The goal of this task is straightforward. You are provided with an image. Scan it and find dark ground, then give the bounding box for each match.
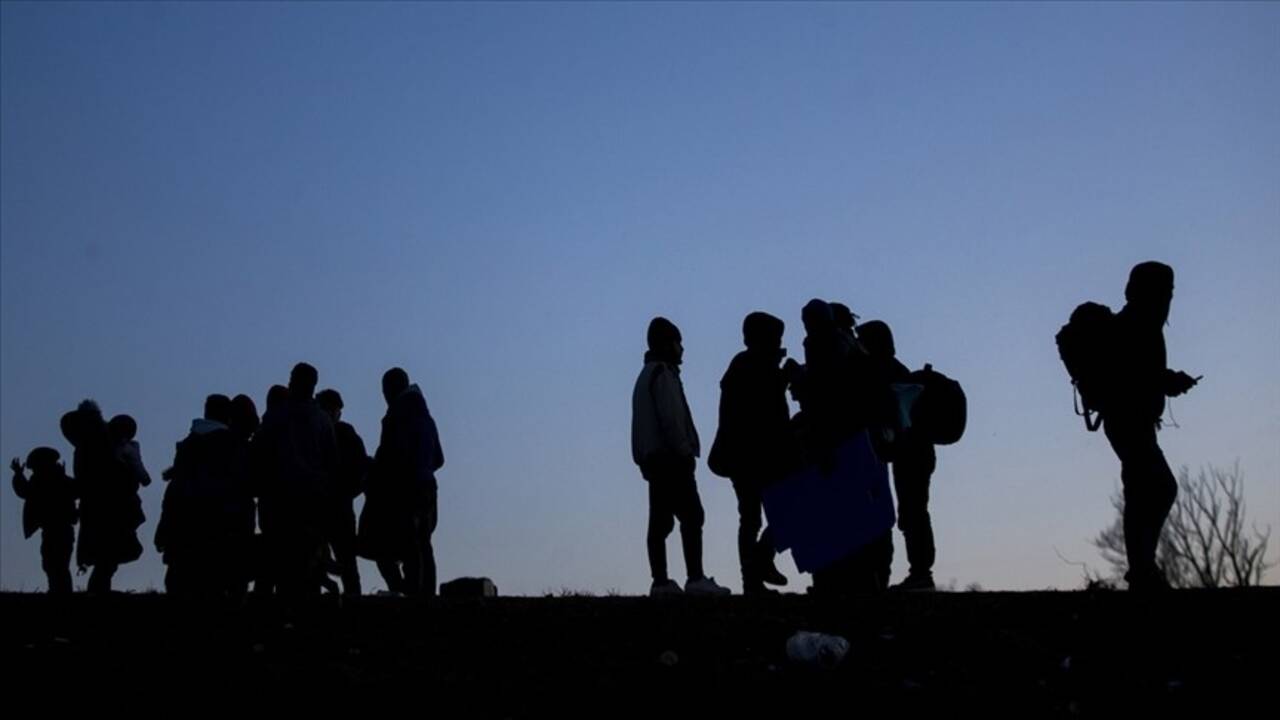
[3,588,1275,715]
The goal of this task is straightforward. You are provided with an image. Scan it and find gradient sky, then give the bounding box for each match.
[2,2,1277,594]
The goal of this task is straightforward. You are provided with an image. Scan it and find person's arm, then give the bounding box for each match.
[347,428,371,498]
[320,415,340,489]
[154,481,177,553]
[125,444,152,488]
[1163,369,1201,397]
[652,368,696,458]
[426,413,444,474]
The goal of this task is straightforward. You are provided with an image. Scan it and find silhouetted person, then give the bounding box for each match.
[11,448,78,594]
[108,415,152,492]
[830,302,862,359]
[231,394,261,439]
[861,319,938,591]
[226,394,260,594]
[791,301,893,595]
[1103,262,1199,591]
[317,388,369,596]
[632,317,729,597]
[711,312,792,595]
[265,384,290,415]
[787,300,858,468]
[250,386,289,596]
[156,394,240,596]
[63,400,143,593]
[363,367,444,597]
[255,364,339,596]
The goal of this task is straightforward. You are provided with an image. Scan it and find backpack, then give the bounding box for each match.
[1055,302,1116,431]
[907,364,966,445]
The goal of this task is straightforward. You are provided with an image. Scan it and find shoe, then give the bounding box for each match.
[650,579,683,597]
[890,573,936,592]
[684,576,731,597]
[760,558,789,587]
[743,584,780,597]
[1125,567,1171,593]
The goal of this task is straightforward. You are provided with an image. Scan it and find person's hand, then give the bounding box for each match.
[1169,371,1201,397]
[10,458,22,475]
[783,358,801,374]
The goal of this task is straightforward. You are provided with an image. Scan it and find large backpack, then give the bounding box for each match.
[1055,302,1116,431]
[907,364,966,445]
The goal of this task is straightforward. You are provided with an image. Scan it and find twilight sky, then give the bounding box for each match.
[2,1,1276,593]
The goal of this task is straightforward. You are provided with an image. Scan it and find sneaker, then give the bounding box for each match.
[890,573,936,592]
[684,576,731,597]
[649,579,684,597]
[743,584,780,597]
[1125,567,1171,593]
[760,558,789,587]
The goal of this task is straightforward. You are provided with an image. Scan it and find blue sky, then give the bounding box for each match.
[3,2,1277,593]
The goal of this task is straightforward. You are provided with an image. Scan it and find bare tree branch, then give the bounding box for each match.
[1092,462,1274,588]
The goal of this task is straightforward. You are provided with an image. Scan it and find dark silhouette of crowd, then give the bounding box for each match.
[13,363,444,598]
[11,262,1196,597]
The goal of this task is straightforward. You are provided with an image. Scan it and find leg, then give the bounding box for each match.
[893,445,937,579]
[646,472,677,583]
[332,505,361,596]
[1106,418,1177,584]
[88,562,118,593]
[732,477,763,590]
[42,530,74,595]
[669,469,706,581]
[404,487,438,597]
[376,560,404,594]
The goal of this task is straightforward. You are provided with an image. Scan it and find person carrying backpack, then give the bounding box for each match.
[860,320,939,592]
[1058,262,1200,591]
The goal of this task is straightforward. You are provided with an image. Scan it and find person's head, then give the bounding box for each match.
[204,394,232,425]
[77,399,105,427]
[288,362,319,399]
[1125,261,1174,324]
[263,384,289,412]
[266,385,289,414]
[382,367,410,405]
[742,312,784,352]
[316,388,343,423]
[108,414,137,443]
[858,320,896,359]
[646,316,683,364]
[801,299,835,336]
[62,400,105,447]
[830,303,858,333]
[60,411,83,446]
[231,394,260,437]
[25,446,61,473]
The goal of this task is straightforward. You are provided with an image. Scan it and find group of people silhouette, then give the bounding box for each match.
[633,300,945,597]
[12,364,444,598]
[634,260,1196,596]
[12,262,1196,596]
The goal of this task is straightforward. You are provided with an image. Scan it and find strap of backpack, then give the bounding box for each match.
[1072,384,1102,432]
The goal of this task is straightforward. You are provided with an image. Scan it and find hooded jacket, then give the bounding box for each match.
[711,347,791,478]
[631,352,700,467]
[373,384,444,497]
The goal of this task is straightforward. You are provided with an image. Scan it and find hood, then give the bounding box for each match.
[190,418,229,435]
